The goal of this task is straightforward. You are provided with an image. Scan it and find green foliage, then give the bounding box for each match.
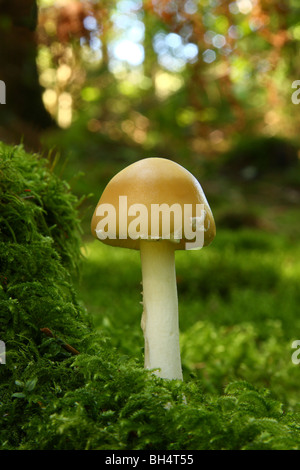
[1,142,300,450]
[181,320,300,407]
[80,229,300,410]
[0,142,90,447]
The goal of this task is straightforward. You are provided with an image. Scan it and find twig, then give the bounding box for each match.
[40,328,80,355]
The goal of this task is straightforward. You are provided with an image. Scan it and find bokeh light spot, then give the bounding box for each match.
[203,49,216,64]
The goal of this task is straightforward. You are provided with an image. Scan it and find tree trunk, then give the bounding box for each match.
[0,0,53,149]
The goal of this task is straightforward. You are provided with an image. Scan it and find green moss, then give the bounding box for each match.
[1,142,300,450]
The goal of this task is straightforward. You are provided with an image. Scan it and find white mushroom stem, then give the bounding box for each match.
[140,239,183,380]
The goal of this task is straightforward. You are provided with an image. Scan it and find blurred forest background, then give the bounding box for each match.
[1,0,300,208]
[1,0,300,409]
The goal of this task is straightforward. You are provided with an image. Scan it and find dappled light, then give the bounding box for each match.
[34,0,300,170]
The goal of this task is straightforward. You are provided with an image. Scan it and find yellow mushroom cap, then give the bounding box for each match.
[91,157,216,250]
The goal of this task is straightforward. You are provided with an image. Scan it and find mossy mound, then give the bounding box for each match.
[1,143,300,450]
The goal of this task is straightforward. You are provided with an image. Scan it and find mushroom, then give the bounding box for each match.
[91,157,216,380]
